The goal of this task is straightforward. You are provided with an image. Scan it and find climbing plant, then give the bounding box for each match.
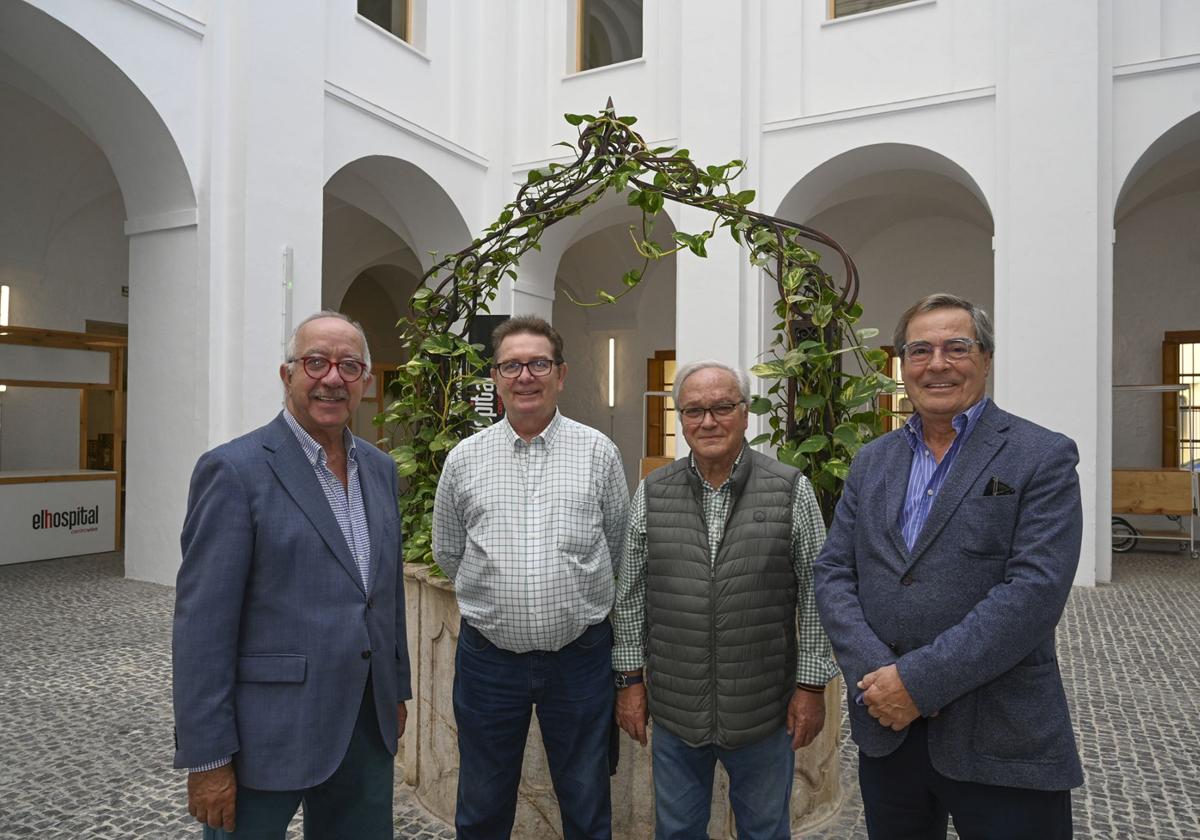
[376,104,895,567]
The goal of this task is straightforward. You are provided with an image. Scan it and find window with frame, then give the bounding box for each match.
[879,346,913,432]
[829,0,918,19]
[358,0,411,42]
[576,0,643,72]
[1163,331,1200,468]
[646,350,676,458]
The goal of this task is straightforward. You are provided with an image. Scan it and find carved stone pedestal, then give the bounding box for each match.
[398,564,843,838]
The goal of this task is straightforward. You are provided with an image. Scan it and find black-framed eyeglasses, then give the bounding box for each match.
[679,400,746,423]
[900,338,982,364]
[493,358,561,379]
[289,355,368,382]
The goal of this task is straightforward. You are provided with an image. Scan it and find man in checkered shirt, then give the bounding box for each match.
[612,360,837,840]
[433,315,629,840]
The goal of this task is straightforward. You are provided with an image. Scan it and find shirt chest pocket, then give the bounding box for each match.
[556,494,603,556]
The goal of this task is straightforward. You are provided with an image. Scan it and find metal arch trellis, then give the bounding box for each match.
[380,102,893,566]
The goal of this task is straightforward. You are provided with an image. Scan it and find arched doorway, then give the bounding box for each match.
[0,1,197,583]
[775,143,994,430]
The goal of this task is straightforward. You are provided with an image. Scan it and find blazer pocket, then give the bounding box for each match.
[236,654,307,683]
[972,661,1073,763]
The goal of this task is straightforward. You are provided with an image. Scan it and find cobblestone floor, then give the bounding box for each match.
[0,549,1196,838]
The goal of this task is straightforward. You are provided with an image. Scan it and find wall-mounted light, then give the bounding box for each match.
[607,337,615,408]
[0,284,9,393]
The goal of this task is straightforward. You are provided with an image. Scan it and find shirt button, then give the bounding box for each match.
[901,574,914,586]
[361,650,372,659]
[927,489,934,496]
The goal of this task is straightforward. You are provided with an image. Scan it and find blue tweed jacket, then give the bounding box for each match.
[172,412,412,790]
[814,401,1083,790]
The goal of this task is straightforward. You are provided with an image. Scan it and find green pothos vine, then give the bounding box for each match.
[377,104,895,568]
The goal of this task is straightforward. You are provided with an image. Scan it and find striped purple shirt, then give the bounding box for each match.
[899,397,990,550]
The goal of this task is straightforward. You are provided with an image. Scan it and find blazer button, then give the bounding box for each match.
[361,650,372,659]
[901,573,914,586]
[366,597,374,609]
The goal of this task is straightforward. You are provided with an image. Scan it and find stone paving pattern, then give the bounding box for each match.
[0,548,1196,838]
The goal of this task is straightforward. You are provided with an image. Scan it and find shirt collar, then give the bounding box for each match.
[501,409,563,449]
[688,443,746,491]
[282,409,357,467]
[902,396,989,453]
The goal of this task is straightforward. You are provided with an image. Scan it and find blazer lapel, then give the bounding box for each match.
[883,433,915,563]
[907,404,1009,565]
[264,414,366,594]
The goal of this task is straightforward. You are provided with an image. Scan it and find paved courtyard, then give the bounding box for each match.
[0,548,1196,838]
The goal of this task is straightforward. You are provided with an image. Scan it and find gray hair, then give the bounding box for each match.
[673,360,751,405]
[893,293,994,357]
[284,310,372,370]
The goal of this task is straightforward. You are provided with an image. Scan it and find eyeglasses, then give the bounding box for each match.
[289,355,367,382]
[679,400,746,424]
[493,358,560,379]
[900,338,982,364]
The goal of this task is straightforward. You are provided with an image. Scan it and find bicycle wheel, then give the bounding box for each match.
[1111,517,1138,553]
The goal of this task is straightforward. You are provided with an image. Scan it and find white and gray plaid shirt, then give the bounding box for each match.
[433,411,629,653]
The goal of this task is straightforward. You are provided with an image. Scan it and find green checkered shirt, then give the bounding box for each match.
[612,452,838,686]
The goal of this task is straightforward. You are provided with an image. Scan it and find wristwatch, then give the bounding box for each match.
[614,671,644,689]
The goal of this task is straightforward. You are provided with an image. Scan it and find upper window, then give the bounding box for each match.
[829,0,917,19]
[577,0,643,72]
[359,0,411,42]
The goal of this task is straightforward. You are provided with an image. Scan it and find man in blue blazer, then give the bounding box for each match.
[814,294,1082,839]
[173,311,412,838]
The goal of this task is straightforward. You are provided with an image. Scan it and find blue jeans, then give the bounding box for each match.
[651,724,795,840]
[453,619,614,840]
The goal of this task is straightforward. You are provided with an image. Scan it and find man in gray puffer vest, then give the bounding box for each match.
[612,360,838,840]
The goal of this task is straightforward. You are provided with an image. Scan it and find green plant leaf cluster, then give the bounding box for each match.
[375,105,893,568]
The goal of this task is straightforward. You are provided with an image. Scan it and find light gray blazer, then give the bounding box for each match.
[814,402,1083,790]
[172,412,412,790]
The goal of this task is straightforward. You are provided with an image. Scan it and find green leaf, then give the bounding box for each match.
[832,423,860,449]
[732,189,756,206]
[597,290,617,304]
[795,434,829,454]
[564,113,585,126]
[794,393,826,410]
[748,396,773,414]
[617,115,638,125]
[812,303,833,328]
[749,361,787,378]
[749,433,772,446]
[526,168,543,185]
[621,269,642,288]
[822,459,851,481]
[855,327,879,341]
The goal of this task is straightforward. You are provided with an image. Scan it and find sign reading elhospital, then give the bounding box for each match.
[1,472,116,565]
[31,505,102,531]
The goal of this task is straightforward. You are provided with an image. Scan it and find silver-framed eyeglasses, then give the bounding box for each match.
[679,400,746,423]
[493,358,560,379]
[289,355,367,382]
[900,338,982,364]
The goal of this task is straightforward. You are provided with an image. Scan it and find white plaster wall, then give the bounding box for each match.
[762,0,994,123]
[553,225,677,489]
[0,85,128,473]
[1113,191,1200,468]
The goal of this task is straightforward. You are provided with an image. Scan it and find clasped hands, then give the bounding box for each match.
[857,663,925,731]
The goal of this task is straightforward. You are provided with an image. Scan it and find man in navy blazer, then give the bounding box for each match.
[814,294,1082,839]
[173,311,412,838]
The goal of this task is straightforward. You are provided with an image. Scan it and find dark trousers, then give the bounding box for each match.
[858,718,1073,840]
[202,672,393,839]
[453,619,614,840]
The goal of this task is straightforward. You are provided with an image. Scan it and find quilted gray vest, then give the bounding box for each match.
[643,447,799,749]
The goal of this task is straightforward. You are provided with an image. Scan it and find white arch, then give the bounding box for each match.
[0,1,197,221]
[1115,109,1200,222]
